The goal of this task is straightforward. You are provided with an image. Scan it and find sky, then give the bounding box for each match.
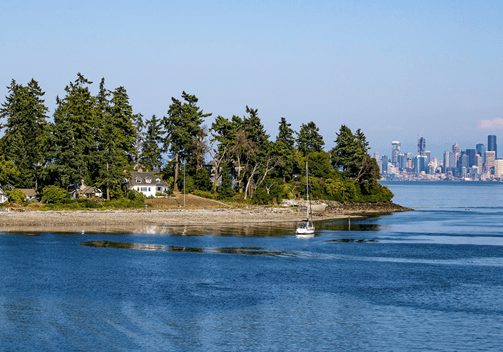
[1,0,503,160]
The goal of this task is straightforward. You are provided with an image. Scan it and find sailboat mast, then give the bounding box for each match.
[306,159,309,220]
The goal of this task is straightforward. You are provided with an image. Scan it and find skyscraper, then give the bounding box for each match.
[443,151,453,173]
[382,155,389,173]
[418,137,426,156]
[466,149,477,167]
[391,141,401,166]
[476,143,486,165]
[485,151,496,173]
[488,135,497,159]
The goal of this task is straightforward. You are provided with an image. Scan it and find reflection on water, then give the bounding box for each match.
[81,240,299,257]
[0,232,41,236]
[326,239,378,243]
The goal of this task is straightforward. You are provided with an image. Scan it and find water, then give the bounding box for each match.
[2,182,503,351]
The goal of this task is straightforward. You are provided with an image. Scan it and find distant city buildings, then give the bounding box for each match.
[488,135,497,159]
[374,134,503,181]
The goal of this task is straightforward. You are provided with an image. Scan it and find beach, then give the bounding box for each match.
[0,201,411,233]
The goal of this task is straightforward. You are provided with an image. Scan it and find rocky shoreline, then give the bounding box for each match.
[0,201,412,233]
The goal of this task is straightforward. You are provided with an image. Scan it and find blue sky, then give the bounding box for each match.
[1,0,503,159]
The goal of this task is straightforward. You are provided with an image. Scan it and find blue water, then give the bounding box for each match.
[2,182,503,351]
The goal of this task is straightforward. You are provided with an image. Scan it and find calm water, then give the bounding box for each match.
[2,182,503,351]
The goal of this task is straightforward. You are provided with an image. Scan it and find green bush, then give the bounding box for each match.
[252,188,273,205]
[127,189,145,202]
[217,164,234,200]
[6,189,25,204]
[177,175,195,193]
[76,198,102,209]
[193,168,211,191]
[41,185,70,204]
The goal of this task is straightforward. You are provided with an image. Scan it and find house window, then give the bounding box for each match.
[141,187,148,192]
[136,178,142,183]
[146,178,151,183]
[156,179,160,183]
[157,187,161,191]
[148,187,151,192]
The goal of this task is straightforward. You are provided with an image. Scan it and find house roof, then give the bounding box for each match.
[81,186,101,195]
[17,188,38,197]
[130,172,169,187]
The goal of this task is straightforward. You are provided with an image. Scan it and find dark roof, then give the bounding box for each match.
[130,172,169,187]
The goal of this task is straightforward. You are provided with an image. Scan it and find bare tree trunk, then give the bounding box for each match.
[244,163,260,200]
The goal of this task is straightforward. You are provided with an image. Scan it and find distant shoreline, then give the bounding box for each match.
[0,202,411,233]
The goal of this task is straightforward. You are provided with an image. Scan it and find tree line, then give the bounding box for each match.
[0,73,392,203]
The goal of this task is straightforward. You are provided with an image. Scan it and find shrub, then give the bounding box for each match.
[76,198,102,209]
[193,168,211,191]
[252,188,273,205]
[6,189,25,204]
[217,164,234,200]
[41,185,70,204]
[127,189,145,202]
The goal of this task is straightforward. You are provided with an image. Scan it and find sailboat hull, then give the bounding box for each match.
[296,225,315,234]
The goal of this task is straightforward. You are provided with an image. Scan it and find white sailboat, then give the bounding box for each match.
[296,158,315,236]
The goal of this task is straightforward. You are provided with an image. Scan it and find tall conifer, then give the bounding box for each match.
[0,79,51,188]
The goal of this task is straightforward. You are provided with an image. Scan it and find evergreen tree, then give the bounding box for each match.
[51,73,96,188]
[110,86,137,158]
[95,84,137,199]
[162,92,211,191]
[297,121,325,155]
[217,163,234,199]
[331,125,368,178]
[140,114,164,171]
[275,117,296,181]
[0,79,51,189]
[0,155,19,184]
[133,113,145,166]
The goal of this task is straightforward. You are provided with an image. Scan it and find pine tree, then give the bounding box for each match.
[162,92,211,191]
[275,117,296,181]
[95,83,138,199]
[52,73,96,188]
[141,114,164,171]
[297,121,325,155]
[331,125,368,178]
[0,79,51,188]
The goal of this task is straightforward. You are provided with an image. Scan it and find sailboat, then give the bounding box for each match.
[296,158,315,236]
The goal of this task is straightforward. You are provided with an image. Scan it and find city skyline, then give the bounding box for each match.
[375,133,503,167]
[377,134,503,180]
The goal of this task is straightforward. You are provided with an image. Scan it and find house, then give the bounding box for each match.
[128,172,169,197]
[0,188,7,203]
[17,188,40,201]
[68,181,102,199]
[79,185,103,198]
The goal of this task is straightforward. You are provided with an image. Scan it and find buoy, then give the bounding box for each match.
[81,230,85,235]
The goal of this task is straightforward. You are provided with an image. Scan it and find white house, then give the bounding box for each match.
[128,172,169,197]
[0,188,7,203]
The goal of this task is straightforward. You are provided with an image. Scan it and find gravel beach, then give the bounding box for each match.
[0,201,411,233]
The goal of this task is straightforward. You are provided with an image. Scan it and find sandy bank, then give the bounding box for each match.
[0,201,411,233]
